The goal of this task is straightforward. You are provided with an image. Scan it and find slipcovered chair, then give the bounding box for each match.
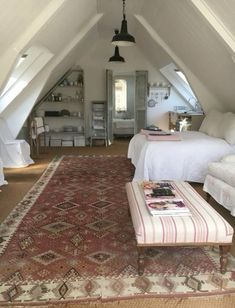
[0,117,34,168]
[0,157,7,186]
[30,117,49,156]
[203,154,235,216]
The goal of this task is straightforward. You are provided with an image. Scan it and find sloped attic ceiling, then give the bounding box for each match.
[0,0,61,90]
[0,0,102,138]
[138,0,235,112]
[0,0,51,56]
[0,0,100,93]
[40,0,235,113]
[92,0,235,113]
[1,0,235,133]
[199,0,235,38]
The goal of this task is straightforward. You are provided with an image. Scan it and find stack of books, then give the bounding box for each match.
[141,181,191,216]
[145,125,162,131]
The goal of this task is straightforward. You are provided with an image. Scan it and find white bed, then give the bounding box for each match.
[128,131,235,183]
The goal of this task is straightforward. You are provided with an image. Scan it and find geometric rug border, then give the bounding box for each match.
[0,155,63,256]
[1,271,235,304]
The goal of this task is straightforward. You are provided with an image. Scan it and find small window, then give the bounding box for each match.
[175,69,189,85]
[115,79,127,112]
[0,46,53,113]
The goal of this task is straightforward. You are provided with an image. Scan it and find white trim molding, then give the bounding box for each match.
[190,0,235,53]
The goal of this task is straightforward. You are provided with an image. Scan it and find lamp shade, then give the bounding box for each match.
[111,0,136,46]
[109,46,125,63]
[112,18,135,46]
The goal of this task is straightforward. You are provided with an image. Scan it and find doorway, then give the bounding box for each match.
[106,70,148,144]
[112,74,135,139]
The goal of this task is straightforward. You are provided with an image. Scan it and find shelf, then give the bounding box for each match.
[35,68,85,147]
[45,116,84,119]
[90,101,107,147]
[91,136,106,139]
[45,100,83,104]
[48,131,84,135]
[59,85,83,88]
[93,117,104,120]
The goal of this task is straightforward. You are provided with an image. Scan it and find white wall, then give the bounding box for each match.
[146,89,188,131]
[81,65,106,137]
[79,38,187,131]
[147,69,190,130]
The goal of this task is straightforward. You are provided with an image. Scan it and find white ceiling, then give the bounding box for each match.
[96,0,145,42]
[0,0,53,56]
[205,0,235,34]
[1,0,235,123]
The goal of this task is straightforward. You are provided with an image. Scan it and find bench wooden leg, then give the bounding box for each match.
[137,247,145,276]
[219,245,230,274]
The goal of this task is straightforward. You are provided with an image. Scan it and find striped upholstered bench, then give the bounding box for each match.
[126,181,234,275]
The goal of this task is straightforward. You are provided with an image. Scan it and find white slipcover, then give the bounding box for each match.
[0,118,34,168]
[0,157,7,186]
[203,155,235,216]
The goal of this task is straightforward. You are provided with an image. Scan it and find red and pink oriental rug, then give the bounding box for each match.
[0,155,235,305]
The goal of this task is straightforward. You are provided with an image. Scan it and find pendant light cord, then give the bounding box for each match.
[123,0,126,20]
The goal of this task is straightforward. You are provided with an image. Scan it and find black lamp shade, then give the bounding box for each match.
[109,46,125,63]
[112,19,135,46]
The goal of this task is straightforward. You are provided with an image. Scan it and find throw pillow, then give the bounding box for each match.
[199,109,223,138]
[221,154,235,163]
[223,112,235,145]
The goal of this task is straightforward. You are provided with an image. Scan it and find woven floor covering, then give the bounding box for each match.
[1,155,235,306]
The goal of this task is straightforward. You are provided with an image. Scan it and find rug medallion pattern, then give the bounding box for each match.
[0,155,235,304]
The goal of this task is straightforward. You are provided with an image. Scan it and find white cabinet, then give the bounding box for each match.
[36,69,85,146]
[90,101,107,146]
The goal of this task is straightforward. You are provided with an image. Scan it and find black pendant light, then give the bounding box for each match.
[112,0,136,46]
[109,45,125,63]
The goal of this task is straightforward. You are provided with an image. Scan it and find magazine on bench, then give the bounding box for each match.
[141,181,191,216]
[146,200,191,216]
[142,182,183,202]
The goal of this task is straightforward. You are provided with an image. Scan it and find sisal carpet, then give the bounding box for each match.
[0,155,235,306]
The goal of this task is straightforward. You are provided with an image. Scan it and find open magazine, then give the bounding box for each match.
[141,181,191,216]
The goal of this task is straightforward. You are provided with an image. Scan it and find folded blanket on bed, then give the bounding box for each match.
[141,129,182,141]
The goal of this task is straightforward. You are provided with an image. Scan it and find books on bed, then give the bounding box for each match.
[142,128,170,136]
[140,129,182,141]
[145,125,162,131]
[141,181,191,216]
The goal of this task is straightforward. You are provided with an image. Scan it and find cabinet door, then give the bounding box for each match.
[135,70,148,133]
[106,69,113,144]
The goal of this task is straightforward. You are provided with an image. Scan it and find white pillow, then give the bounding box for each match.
[221,154,235,163]
[223,112,235,145]
[199,110,223,138]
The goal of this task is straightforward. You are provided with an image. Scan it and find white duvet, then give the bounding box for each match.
[128,131,235,183]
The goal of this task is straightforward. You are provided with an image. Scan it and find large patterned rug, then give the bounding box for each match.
[0,155,235,306]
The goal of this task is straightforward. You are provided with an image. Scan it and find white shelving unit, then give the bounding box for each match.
[36,69,85,147]
[90,101,107,146]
